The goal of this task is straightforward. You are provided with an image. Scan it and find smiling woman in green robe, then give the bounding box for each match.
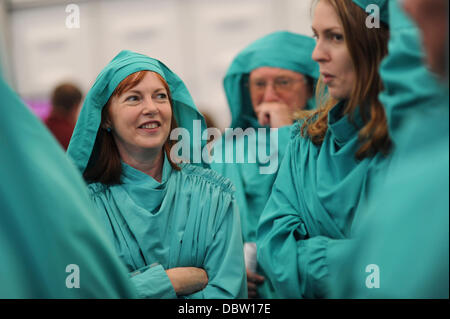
[67,50,247,299]
[256,0,392,298]
[210,31,319,298]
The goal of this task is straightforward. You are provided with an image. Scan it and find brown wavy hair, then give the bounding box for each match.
[83,71,180,185]
[299,0,391,160]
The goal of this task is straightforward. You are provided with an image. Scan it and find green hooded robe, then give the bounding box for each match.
[67,50,247,299]
[210,31,319,298]
[256,3,391,298]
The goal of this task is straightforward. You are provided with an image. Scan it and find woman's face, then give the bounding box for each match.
[311,0,356,100]
[106,72,172,161]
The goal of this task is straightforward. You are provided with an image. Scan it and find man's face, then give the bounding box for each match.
[248,67,312,127]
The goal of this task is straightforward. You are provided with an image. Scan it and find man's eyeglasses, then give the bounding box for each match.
[247,77,305,94]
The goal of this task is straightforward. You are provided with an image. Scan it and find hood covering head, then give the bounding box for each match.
[68,50,207,174]
[224,31,319,129]
[352,0,389,25]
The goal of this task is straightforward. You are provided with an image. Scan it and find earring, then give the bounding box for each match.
[107,127,112,133]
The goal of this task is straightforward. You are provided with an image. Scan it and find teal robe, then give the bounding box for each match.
[0,75,136,298]
[211,31,319,298]
[89,156,246,298]
[328,0,449,298]
[256,2,394,299]
[256,102,387,298]
[68,50,247,299]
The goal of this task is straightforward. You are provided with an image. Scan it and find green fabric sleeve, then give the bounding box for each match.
[257,137,305,298]
[257,136,342,298]
[130,263,177,299]
[183,200,248,299]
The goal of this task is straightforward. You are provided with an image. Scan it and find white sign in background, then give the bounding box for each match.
[8,0,313,130]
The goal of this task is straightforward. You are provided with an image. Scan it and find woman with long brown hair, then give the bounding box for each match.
[257,0,391,298]
[330,0,449,298]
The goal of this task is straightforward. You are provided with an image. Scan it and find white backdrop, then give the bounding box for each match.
[7,0,314,129]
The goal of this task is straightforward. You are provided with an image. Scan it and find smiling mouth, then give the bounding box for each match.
[139,122,161,129]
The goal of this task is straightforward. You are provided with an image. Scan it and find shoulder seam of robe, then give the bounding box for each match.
[87,182,108,197]
[180,163,236,195]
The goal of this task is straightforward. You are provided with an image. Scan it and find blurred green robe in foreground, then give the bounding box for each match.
[68,50,247,299]
[211,31,319,298]
[0,75,136,298]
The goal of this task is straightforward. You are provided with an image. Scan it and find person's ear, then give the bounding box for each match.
[101,119,112,131]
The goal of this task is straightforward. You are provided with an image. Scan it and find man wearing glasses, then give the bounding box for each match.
[211,31,319,298]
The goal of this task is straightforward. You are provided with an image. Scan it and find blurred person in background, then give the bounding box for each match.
[45,82,82,150]
[211,31,319,298]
